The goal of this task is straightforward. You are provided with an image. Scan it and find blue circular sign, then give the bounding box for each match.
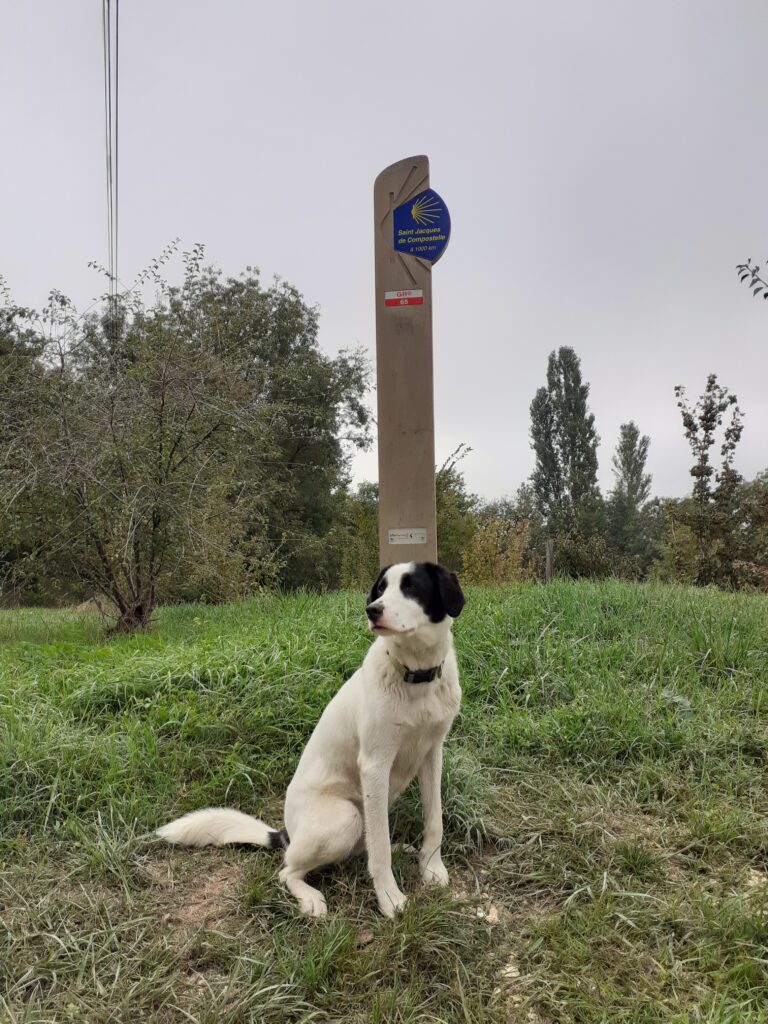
[392,188,450,264]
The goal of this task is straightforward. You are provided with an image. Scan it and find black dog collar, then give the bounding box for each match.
[387,651,444,684]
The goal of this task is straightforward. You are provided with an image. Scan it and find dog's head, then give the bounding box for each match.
[365,562,465,637]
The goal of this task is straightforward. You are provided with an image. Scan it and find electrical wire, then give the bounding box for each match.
[114,0,119,297]
[101,0,113,298]
[101,0,119,308]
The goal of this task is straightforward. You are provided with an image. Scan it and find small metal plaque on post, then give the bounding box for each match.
[388,528,428,546]
[374,156,450,567]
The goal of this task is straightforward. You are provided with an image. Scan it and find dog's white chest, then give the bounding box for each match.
[386,683,458,802]
[390,670,458,723]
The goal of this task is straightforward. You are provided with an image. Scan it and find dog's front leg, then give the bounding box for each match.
[418,742,449,886]
[360,758,407,917]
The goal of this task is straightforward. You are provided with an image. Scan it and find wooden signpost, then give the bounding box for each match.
[373,156,450,568]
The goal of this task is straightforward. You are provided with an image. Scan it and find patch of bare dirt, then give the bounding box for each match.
[141,850,249,932]
[140,857,175,891]
[742,867,768,896]
[590,806,676,846]
[450,859,560,932]
[450,864,510,924]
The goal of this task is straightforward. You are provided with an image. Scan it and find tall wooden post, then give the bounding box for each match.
[373,156,450,568]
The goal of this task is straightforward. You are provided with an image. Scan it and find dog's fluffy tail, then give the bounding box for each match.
[156,808,289,850]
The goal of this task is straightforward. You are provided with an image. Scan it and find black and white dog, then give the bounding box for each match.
[157,562,464,918]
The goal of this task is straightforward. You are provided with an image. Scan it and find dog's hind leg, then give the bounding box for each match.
[278,867,329,918]
[279,798,363,917]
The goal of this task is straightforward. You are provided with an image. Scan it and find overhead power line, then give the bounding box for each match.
[101,0,119,306]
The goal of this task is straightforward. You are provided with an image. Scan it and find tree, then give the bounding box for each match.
[462,517,530,585]
[0,252,370,625]
[0,303,51,601]
[530,347,601,536]
[733,471,768,589]
[1,294,276,628]
[435,444,478,573]
[161,262,370,590]
[530,387,561,529]
[736,258,768,302]
[339,482,380,589]
[666,374,744,586]
[611,422,651,508]
[472,483,543,578]
[606,422,656,570]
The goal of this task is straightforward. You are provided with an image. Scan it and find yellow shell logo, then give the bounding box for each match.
[410,194,442,226]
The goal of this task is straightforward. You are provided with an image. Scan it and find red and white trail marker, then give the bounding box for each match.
[384,289,424,307]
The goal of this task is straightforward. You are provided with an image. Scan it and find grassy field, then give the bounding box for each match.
[2,581,768,1023]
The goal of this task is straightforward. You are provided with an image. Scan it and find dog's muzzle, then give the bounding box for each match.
[366,603,384,624]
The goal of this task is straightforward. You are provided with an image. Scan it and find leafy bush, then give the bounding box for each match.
[462,517,531,585]
[552,532,616,580]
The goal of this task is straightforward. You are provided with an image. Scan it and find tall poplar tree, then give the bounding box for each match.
[607,421,653,560]
[530,347,600,535]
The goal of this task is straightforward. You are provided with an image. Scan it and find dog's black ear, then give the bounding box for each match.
[428,563,465,619]
[367,565,391,607]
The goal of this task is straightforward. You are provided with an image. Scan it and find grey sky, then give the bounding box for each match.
[3,1,767,501]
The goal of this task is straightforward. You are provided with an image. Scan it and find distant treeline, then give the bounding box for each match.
[1,250,766,631]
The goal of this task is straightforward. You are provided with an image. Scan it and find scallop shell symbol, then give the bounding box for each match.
[392,187,451,264]
[410,194,442,225]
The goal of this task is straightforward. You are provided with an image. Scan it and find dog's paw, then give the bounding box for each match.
[421,860,449,887]
[377,886,408,918]
[298,891,328,918]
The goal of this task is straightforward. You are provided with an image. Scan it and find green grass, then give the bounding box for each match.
[2,580,768,1022]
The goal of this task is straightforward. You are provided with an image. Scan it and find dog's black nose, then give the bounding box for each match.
[366,603,383,622]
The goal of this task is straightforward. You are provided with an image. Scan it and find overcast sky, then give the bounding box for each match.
[3,1,767,500]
